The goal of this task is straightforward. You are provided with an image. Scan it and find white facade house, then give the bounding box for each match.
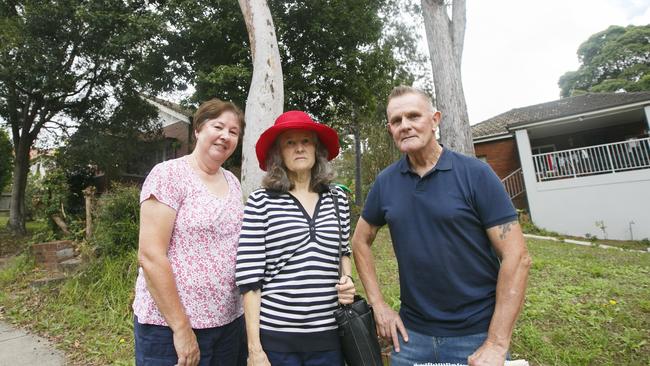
[473,92,650,240]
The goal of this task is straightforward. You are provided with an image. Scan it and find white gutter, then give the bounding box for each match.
[473,133,513,143]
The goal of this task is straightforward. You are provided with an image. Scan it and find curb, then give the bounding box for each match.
[523,234,649,254]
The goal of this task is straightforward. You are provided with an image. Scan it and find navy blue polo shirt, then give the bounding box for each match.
[362,148,517,336]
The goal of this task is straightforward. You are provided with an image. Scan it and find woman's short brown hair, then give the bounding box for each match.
[193,99,245,139]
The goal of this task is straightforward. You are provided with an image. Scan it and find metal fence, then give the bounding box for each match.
[532,137,650,181]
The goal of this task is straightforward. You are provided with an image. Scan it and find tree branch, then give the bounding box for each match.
[238,0,256,58]
[8,85,21,154]
[451,0,466,67]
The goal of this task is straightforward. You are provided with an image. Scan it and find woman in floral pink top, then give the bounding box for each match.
[133,99,246,366]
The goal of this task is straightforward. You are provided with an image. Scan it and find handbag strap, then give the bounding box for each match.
[330,185,343,279]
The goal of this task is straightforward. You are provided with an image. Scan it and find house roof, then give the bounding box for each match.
[471,92,650,140]
[144,96,193,117]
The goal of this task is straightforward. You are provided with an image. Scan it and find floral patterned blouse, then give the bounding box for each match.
[132,157,244,329]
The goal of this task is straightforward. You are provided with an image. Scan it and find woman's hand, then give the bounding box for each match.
[173,324,200,366]
[247,347,271,366]
[336,275,356,304]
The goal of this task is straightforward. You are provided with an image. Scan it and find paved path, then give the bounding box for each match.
[0,320,65,366]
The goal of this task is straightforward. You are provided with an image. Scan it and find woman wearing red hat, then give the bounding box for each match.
[235,111,356,366]
[134,99,247,366]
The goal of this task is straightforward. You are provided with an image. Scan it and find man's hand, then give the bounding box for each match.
[467,340,508,366]
[335,275,356,304]
[173,325,200,366]
[372,301,408,352]
[247,347,271,366]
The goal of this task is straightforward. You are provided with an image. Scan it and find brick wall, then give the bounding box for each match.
[32,240,74,271]
[163,121,191,156]
[474,137,520,179]
[474,137,528,210]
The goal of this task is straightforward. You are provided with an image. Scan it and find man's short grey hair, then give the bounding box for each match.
[387,85,436,111]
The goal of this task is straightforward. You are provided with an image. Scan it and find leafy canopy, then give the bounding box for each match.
[559,25,650,97]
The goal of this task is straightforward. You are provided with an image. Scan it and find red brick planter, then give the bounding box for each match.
[31,240,75,271]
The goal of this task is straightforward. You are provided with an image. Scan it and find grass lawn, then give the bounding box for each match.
[0,215,49,256]
[0,224,648,365]
[356,229,650,366]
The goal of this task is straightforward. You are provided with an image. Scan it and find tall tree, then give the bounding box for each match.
[421,0,474,156]
[166,1,423,201]
[559,25,650,97]
[0,0,172,235]
[238,0,284,197]
[270,0,421,204]
[0,128,12,194]
[158,0,251,108]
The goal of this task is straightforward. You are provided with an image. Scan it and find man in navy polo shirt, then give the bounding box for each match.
[352,85,531,366]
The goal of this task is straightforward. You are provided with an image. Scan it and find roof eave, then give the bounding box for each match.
[473,132,513,143]
[508,99,650,131]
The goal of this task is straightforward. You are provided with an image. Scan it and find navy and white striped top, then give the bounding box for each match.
[235,187,351,352]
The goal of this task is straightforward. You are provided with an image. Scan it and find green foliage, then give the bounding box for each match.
[58,93,166,181]
[168,0,425,172]
[334,110,401,204]
[36,165,68,224]
[92,184,140,256]
[24,155,93,237]
[0,253,33,286]
[0,129,11,193]
[0,0,177,233]
[559,25,650,97]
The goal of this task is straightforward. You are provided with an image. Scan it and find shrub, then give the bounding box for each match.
[93,184,140,256]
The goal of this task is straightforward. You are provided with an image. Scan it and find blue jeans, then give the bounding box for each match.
[134,315,246,366]
[391,328,493,365]
[265,350,344,366]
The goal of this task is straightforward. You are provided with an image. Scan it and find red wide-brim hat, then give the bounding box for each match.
[255,110,340,171]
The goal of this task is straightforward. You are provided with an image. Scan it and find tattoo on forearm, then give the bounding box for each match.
[498,221,516,240]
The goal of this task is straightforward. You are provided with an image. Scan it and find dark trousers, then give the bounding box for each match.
[265,350,344,366]
[134,315,247,366]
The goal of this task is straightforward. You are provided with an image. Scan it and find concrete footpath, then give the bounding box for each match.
[0,320,65,365]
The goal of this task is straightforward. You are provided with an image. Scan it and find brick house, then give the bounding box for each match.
[471,92,650,240]
[144,97,193,161]
[93,97,193,190]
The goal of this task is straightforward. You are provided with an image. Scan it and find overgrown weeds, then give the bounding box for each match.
[0,250,138,365]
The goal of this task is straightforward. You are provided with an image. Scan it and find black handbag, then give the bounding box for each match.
[330,187,383,366]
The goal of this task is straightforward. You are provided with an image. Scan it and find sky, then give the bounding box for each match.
[457,0,650,124]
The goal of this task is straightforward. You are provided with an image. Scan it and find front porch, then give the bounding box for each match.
[532,137,650,181]
[516,129,650,240]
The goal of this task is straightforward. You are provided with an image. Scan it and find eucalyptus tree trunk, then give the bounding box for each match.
[238,0,284,197]
[421,0,474,156]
